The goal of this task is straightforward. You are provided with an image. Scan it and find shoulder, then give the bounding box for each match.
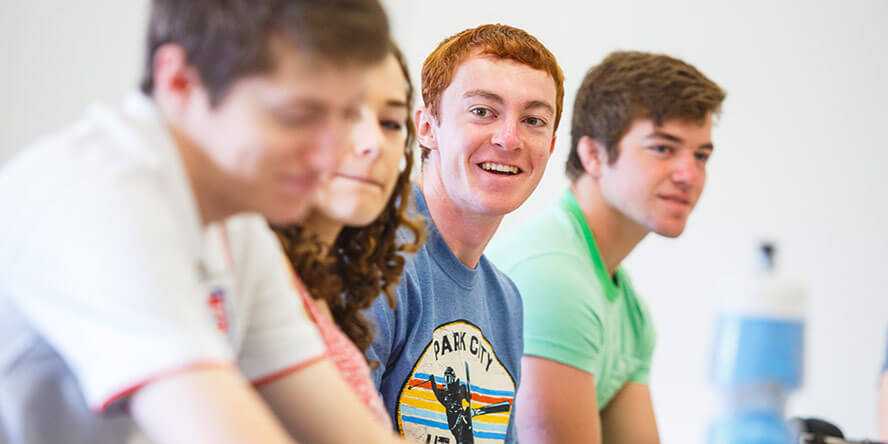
[479,259,522,301]
[1,98,182,229]
[506,250,605,310]
[221,214,280,259]
[488,202,583,272]
[368,254,421,323]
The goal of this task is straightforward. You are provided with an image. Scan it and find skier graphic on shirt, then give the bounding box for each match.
[427,364,511,444]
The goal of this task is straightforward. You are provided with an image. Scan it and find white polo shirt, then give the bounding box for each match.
[0,93,325,443]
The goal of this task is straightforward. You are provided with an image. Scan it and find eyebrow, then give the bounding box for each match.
[463,89,555,116]
[384,99,409,109]
[524,99,555,116]
[463,89,504,104]
[647,130,714,150]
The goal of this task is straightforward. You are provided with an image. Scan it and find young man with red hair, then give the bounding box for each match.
[366,24,564,443]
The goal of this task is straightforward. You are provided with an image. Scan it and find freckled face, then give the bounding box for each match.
[422,55,557,217]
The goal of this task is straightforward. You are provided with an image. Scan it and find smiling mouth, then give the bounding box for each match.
[334,173,383,188]
[478,162,522,176]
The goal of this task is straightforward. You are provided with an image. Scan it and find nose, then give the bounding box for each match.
[671,153,705,190]
[350,108,383,159]
[490,119,521,151]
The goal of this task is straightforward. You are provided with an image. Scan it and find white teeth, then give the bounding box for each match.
[480,162,519,174]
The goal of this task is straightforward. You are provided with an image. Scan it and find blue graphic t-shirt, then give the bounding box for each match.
[366,186,523,444]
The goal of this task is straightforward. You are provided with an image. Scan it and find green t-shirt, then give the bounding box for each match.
[488,189,656,409]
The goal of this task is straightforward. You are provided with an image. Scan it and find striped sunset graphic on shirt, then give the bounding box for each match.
[396,320,516,444]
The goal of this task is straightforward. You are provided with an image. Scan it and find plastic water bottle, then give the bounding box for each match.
[709,242,806,444]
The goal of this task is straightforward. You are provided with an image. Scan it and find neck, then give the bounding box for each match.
[170,123,239,226]
[571,175,648,276]
[300,211,345,246]
[419,169,502,269]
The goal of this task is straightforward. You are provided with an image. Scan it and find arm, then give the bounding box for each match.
[228,220,402,443]
[516,356,602,444]
[258,358,403,444]
[131,367,297,444]
[600,382,659,444]
[517,357,659,444]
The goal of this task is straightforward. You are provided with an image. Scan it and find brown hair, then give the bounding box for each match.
[566,50,726,180]
[140,0,390,106]
[275,42,425,355]
[419,23,564,159]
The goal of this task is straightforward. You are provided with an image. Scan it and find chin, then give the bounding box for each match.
[654,222,688,238]
[326,204,382,228]
[470,190,526,216]
[476,200,522,218]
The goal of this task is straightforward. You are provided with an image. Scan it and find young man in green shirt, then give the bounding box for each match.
[488,51,726,443]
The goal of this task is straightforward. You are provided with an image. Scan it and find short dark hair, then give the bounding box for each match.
[566,51,726,180]
[140,0,390,106]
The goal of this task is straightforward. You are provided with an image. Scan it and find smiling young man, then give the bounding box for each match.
[488,51,726,444]
[365,24,564,443]
[0,1,405,444]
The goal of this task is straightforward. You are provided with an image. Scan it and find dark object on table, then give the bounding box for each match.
[789,416,886,444]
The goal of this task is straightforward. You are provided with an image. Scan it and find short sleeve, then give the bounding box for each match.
[6,173,234,411]
[508,253,605,377]
[365,273,410,389]
[223,216,326,384]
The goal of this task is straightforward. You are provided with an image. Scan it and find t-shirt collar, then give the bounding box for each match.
[560,189,623,300]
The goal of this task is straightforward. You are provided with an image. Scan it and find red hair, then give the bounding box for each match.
[419,23,564,159]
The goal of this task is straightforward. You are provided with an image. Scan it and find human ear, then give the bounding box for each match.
[576,136,607,178]
[414,107,438,151]
[151,44,203,115]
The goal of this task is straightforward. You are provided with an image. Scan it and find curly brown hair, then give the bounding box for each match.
[274,41,425,355]
[566,50,726,180]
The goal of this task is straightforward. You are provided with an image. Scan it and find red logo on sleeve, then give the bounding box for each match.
[208,289,229,333]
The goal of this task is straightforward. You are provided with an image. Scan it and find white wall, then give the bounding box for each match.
[3,1,886,442]
[0,1,146,163]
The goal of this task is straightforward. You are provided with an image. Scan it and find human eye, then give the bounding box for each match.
[695,149,712,162]
[469,106,495,119]
[648,144,674,155]
[523,116,548,128]
[380,118,404,131]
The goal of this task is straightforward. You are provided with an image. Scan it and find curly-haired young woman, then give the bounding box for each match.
[273,42,424,424]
